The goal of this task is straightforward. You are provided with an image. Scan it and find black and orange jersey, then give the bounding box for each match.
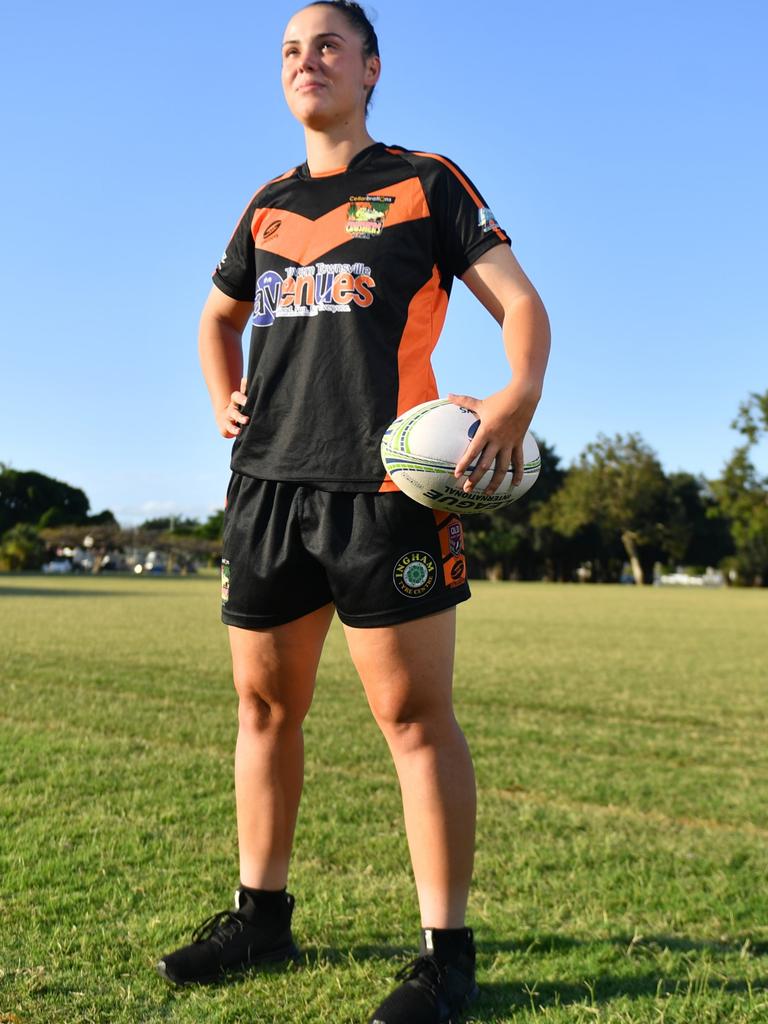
[212,142,510,491]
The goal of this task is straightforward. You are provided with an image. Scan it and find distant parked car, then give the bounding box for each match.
[42,559,72,574]
[99,553,127,572]
[134,551,167,574]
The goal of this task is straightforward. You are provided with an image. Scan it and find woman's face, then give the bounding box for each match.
[281,5,379,131]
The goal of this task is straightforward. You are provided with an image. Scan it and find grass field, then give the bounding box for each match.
[1,574,767,1024]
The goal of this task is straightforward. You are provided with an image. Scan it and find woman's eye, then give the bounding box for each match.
[320,41,335,51]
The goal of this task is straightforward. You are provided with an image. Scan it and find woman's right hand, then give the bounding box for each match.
[216,377,249,438]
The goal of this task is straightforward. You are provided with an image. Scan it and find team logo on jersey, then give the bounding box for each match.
[252,261,376,328]
[477,207,500,234]
[346,195,395,238]
[263,219,281,240]
[393,551,437,599]
[221,559,230,603]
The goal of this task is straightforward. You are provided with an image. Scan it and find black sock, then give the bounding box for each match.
[420,926,474,963]
[238,884,288,914]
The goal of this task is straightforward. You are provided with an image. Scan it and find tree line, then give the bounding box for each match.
[1,391,766,584]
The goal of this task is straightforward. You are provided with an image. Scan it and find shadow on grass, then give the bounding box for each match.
[319,933,768,965]
[302,943,410,964]
[477,974,767,1017]
[477,935,768,1020]
[482,933,768,957]
[305,934,768,1020]
[0,585,139,598]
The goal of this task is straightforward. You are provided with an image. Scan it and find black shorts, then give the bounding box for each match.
[220,475,471,629]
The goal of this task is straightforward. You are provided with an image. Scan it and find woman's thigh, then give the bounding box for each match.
[343,608,457,726]
[229,603,335,723]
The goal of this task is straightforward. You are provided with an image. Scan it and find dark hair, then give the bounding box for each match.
[307,1,380,113]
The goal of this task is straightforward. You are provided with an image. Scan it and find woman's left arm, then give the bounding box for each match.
[451,244,551,494]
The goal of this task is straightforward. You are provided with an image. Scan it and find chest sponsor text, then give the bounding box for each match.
[252,262,375,328]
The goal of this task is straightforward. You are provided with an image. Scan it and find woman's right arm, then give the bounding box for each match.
[198,285,254,438]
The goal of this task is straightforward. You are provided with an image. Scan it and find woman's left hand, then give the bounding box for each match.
[448,384,541,494]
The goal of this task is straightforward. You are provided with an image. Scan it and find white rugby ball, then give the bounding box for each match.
[381,399,541,514]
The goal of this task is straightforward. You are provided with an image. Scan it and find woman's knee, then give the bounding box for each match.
[370,693,456,750]
[234,671,311,733]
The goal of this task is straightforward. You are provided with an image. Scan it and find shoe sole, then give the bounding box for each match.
[156,941,301,987]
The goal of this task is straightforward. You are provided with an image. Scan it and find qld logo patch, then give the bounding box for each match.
[346,195,395,238]
[448,520,463,556]
[393,550,436,599]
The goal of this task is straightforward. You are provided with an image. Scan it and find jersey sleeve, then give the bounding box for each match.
[211,196,259,302]
[426,155,511,280]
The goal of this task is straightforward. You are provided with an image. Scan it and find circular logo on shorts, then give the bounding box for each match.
[393,550,437,599]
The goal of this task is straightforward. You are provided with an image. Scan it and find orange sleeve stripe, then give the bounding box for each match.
[388,147,508,244]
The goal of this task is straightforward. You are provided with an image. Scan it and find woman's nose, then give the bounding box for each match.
[297,48,318,72]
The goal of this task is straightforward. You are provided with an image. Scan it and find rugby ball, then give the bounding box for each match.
[381,399,540,514]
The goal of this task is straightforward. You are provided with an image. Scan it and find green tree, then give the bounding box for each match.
[711,390,768,585]
[533,433,667,584]
[712,447,768,585]
[0,466,90,533]
[139,516,201,535]
[87,509,118,527]
[462,439,564,579]
[664,472,733,570]
[196,509,225,540]
[733,390,768,444]
[0,523,46,571]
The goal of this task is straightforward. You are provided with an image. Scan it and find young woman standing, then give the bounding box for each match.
[157,3,550,1021]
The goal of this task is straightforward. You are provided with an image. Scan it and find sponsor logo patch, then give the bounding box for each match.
[346,195,395,238]
[477,207,500,234]
[450,559,466,582]
[252,261,375,328]
[221,559,230,603]
[263,219,281,240]
[393,550,437,599]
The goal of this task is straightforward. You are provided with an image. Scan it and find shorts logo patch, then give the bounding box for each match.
[393,550,436,599]
[450,559,466,582]
[221,559,231,603]
[448,520,463,556]
[346,195,395,238]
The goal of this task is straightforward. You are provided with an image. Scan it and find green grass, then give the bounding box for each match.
[1,574,767,1023]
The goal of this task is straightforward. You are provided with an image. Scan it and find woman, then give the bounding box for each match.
[157,3,550,1022]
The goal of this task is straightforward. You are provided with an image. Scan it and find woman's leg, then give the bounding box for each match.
[343,608,476,928]
[230,603,335,889]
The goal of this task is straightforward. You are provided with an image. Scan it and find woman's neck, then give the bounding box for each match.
[303,124,376,176]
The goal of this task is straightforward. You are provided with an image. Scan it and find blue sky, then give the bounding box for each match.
[1,0,766,523]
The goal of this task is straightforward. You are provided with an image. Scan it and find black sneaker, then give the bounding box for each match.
[369,927,479,1024]
[156,888,299,986]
